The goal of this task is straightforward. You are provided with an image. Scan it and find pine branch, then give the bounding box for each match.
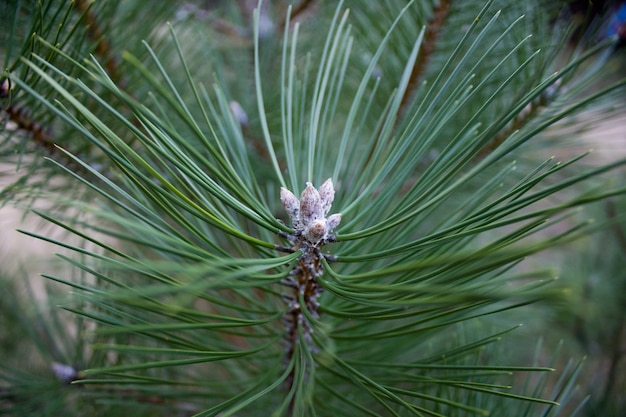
[2,1,626,415]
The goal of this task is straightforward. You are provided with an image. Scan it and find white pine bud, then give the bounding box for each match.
[318,178,335,215]
[327,213,342,231]
[280,179,341,244]
[280,187,300,225]
[299,182,322,224]
[229,100,249,126]
[306,219,327,243]
[51,362,78,383]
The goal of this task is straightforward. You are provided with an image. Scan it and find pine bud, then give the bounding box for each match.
[280,187,300,225]
[306,219,327,243]
[229,100,249,126]
[327,213,342,231]
[0,78,10,98]
[299,182,322,224]
[280,179,341,244]
[318,178,335,215]
[51,362,78,384]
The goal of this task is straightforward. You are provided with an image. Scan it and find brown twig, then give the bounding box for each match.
[2,2,125,157]
[398,0,451,116]
[363,1,451,170]
[279,0,318,32]
[479,106,538,159]
[2,77,59,153]
[3,105,57,153]
[477,78,560,159]
[73,0,125,88]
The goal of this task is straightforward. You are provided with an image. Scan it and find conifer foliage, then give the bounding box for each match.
[1,1,625,416]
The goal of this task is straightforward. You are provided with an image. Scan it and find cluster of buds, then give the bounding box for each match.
[280,178,342,245]
[278,179,341,387]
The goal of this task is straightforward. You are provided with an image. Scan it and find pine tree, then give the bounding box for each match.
[1,1,625,416]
